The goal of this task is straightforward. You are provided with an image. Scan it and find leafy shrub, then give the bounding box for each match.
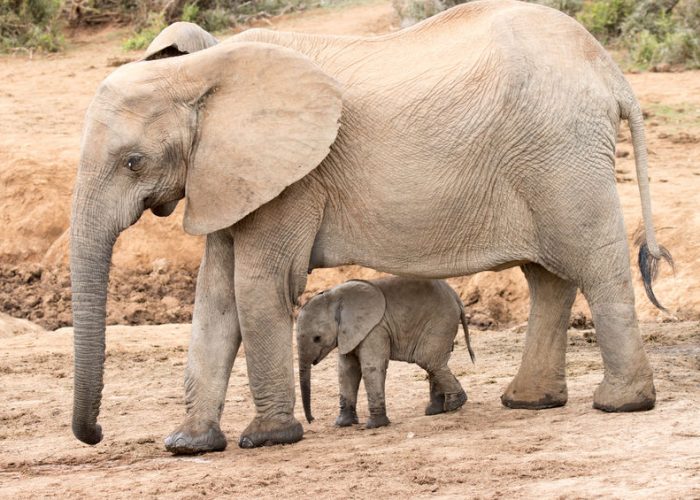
[391,0,699,69]
[186,3,231,33]
[393,0,582,30]
[121,0,312,48]
[621,0,700,69]
[530,0,583,18]
[122,11,166,50]
[575,0,634,42]
[0,0,64,51]
[392,0,445,28]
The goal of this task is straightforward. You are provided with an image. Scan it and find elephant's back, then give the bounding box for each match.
[233,1,620,113]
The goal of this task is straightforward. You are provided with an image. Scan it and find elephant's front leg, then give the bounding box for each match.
[232,198,323,448]
[336,353,361,427]
[501,264,577,409]
[356,334,391,429]
[165,230,240,454]
[235,272,303,448]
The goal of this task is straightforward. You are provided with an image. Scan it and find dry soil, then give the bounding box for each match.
[0,0,698,330]
[0,320,698,497]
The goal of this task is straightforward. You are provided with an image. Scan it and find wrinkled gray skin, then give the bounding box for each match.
[71,0,670,455]
[297,279,476,428]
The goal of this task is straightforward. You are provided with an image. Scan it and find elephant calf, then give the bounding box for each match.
[297,278,475,428]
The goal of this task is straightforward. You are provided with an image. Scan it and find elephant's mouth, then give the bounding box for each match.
[150,198,181,218]
[312,350,326,365]
[312,342,337,365]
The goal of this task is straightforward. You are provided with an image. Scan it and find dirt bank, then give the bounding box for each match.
[0,321,698,497]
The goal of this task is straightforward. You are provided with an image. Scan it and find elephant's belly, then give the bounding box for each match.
[310,188,537,278]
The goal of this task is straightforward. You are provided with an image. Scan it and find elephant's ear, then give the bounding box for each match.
[143,21,218,60]
[335,281,386,355]
[182,42,343,235]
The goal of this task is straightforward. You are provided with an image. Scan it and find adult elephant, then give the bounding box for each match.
[70,0,671,454]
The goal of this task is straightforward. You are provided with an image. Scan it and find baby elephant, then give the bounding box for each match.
[297,278,475,429]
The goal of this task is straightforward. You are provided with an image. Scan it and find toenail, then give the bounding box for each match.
[239,436,254,449]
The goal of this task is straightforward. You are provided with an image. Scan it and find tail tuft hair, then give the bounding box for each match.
[637,240,674,313]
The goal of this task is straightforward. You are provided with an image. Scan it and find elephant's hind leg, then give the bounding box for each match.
[422,358,466,415]
[424,374,446,416]
[165,230,240,454]
[581,262,655,412]
[502,263,576,410]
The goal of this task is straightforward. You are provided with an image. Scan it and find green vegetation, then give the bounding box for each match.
[122,11,165,50]
[0,0,318,53]
[576,0,634,42]
[392,0,700,70]
[620,0,700,69]
[0,0,64,52]
[1,0,699,70]
[122,0,315,51]
[645,102,700,130]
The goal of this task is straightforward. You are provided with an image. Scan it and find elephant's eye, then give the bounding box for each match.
[313,336,321,343]
[126,155,144,172]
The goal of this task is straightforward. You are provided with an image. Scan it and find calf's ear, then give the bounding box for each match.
[334,281,386,355]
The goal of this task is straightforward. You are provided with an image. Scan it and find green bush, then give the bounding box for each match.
[122,11,165,50]
[621,0,700,68]
[0,0,64,52]
[164,0,310,33]
[180,1,199,21]
[530,0,583,18]
[391,0,699,70]
[120,0,314,51]
[575,0,634,42]
[627,27,700,68]
[195,6,231,32]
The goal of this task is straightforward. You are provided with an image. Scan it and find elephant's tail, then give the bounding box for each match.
[624,99,674,312]
[457,300,476,364]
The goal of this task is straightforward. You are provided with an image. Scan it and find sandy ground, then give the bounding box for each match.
[0,0,698,329]
[1,320,698,497]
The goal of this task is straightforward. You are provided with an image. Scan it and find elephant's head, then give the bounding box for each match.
[297,281,386,423]
[70,25,343,445]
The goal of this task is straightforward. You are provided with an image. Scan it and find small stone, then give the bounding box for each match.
[615,149,629,158]
[406,432,415,439]
[151,258,169,274]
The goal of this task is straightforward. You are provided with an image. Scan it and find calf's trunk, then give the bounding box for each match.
[299,364,314,423]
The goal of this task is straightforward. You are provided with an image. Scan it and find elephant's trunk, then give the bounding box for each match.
[69,182,121,445]
[299,363,314,423]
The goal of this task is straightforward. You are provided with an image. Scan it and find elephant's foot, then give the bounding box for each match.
[425,394,446,416]
[238,415,303,449]
[444,390,467,412]
[335,409,359,427]
[164,420,227,455]
[365,414,390,429]
[501,377,567,410]
[593,375,656,412]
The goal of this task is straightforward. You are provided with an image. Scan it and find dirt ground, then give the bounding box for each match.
[1,0,699,497]
[1,320,698,497]
[0,0,698,329]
